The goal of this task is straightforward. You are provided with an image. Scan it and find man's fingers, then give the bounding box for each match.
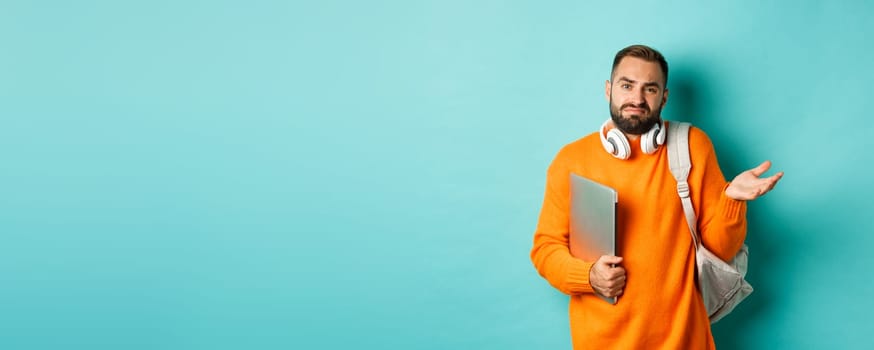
[757,171,784,196]
[771,171,785,184]
[603,268,626,284]
[591,255,626,298]
[601,279,621,289]
[605,286,625,298]
[598,278,626,296]
[601,271,626,284]
[598,255,623,266]
[765,174,781,190]
[748,160,772,177]
[726,163,783,200]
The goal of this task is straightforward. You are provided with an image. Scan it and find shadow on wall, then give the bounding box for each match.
[667,65,796,350]
[664,68,700,125]
[710,207,797,350]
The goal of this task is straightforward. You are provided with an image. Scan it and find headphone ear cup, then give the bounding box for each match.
[601,134,616,154]
[640,121,666,154]
[606,129,630,159]
[655,122,666,145]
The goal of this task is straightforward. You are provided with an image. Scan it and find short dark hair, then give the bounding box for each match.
[611,44,669,86]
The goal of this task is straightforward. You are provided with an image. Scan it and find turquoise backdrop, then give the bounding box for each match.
[2,1,873,349]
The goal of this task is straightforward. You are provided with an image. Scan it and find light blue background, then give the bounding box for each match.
[2,1,872,349]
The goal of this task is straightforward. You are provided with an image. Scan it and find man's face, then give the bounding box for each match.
[605,57,668,135]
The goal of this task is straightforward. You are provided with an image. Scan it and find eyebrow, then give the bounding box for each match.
[616,76,662,89]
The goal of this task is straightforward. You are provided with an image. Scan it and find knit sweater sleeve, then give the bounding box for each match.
[689,128,748,261]
[529,147,595,296]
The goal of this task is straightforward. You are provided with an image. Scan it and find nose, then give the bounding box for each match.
[629,88,646,105]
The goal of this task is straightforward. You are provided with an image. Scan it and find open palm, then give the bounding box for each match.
[725,160,784,200]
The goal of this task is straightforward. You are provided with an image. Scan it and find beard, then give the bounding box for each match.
[609,96,662,135]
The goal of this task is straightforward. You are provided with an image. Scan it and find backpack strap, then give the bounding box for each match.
[666,121,701,249]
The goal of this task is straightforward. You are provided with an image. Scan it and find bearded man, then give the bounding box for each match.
[530,44,783,349]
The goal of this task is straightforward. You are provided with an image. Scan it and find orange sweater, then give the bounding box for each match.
[530,123,747,349]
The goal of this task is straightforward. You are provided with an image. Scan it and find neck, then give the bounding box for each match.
[624,133,641,141]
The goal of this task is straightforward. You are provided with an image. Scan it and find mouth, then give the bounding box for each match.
[623,107,648,115]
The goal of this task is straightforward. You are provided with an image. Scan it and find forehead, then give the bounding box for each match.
[612,57,665,86]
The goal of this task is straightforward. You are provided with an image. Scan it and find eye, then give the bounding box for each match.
[646,87,659,94]
[621,83,632,89]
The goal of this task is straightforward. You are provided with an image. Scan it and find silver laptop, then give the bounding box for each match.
[569,173,618,304]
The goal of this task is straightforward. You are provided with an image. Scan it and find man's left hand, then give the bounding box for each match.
[725,160,784,201]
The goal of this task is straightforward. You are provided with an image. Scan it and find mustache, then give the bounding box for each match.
[621,102,650,112]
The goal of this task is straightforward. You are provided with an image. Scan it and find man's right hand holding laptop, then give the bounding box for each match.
[591,255,626,300]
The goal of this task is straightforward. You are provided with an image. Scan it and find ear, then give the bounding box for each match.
[605,80,611,102]
[662,88,669,106]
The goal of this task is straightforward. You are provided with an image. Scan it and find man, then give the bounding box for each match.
[530,45,783,349]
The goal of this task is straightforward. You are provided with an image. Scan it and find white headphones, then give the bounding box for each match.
[599,119,666,159]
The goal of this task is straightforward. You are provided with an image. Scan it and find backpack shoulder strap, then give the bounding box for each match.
[666,121,701,249]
